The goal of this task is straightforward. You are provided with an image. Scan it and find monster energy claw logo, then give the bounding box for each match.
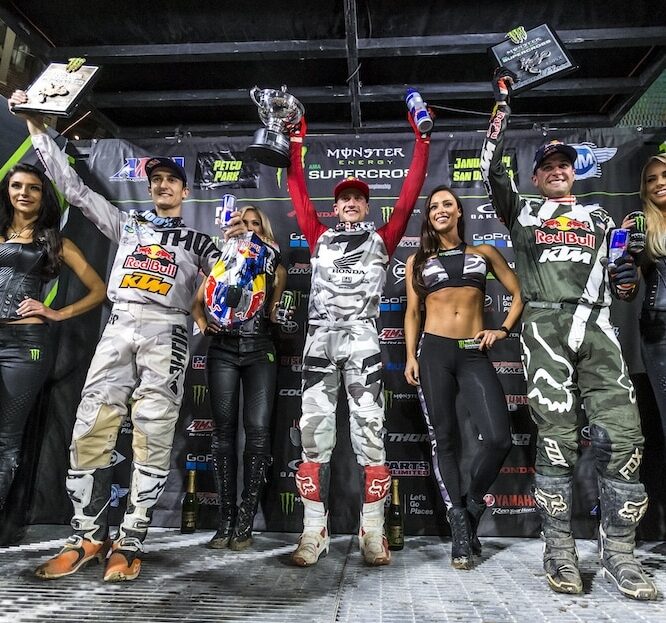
[192,385,208,406]
[66,57,86,72]
[506,26,528,45]
[280,492,296,514]
[30,348,41,361]
[383,389,393,410]
[381,206,394,223]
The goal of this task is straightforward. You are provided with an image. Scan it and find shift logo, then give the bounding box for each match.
[571,142,617,180]
[192,384,208,406]
[110,156,185,182]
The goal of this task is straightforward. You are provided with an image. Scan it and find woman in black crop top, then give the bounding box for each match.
[0,163,105,524]
[404,185,523,569]
[192,205,286,551]
[628,155,666,440]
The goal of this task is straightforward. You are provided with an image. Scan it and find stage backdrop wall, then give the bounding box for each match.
[24,124,666,540]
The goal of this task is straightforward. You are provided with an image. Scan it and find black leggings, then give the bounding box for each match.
[641,312,666,442]
[207,335,277,458]
[417,333,511,507]
[0,323,49,507]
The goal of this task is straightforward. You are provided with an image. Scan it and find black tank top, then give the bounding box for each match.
[422,243,487,295]
[0,241,48,320]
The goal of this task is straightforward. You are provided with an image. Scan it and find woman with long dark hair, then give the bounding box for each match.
[193,205,286,551]
[404,184,523,569]
[0,162,106,513]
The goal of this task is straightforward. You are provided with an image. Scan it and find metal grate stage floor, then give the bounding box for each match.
[0,527,664,622]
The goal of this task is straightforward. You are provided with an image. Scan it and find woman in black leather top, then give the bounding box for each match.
[0,163,106,512]
[634,154,666,438]
[404,185,523,569]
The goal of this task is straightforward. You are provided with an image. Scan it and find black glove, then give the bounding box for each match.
[492,67,518,104]
[607,252,638,287]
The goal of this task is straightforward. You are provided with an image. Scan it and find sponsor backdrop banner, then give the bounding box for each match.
[19,124,666,539]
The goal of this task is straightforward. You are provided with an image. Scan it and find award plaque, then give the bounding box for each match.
[13,59,100,117]
[489,24,577,94]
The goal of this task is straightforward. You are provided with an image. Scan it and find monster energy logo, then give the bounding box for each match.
[66,57,86,72]
[383,389,393,410]
[267,352,275,363]
[506,26,528,45]
[192,385,208,406]
[280,492,296,514]
[30,348,41,361]
[633,213,646,233]
[659,141,666,154]
[381,206,394,223]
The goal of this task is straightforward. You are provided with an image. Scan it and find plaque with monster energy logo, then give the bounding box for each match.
[489,24,577,94]
[13,58,100,117]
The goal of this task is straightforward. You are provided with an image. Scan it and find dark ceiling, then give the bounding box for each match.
[1,0,665,138]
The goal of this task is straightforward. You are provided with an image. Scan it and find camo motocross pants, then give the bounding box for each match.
[520,304,644,482]
[299,321,386,466]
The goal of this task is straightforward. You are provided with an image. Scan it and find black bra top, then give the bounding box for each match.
[422,243,487,295]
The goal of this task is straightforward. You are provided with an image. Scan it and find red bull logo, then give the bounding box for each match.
[123,244,178,278]
[537,216,595,249]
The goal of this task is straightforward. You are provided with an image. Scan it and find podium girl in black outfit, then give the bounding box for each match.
[404,184,522,569]
[0,163,105,512]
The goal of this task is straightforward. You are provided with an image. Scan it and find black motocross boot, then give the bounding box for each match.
[533,474,583,594]
[598,477,657,600]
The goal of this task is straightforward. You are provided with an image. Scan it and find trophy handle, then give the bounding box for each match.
[249,86,261,106]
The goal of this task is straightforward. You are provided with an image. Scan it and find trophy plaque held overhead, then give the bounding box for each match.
[247,85,305,168]
[489,24,577,94]
[12,57,100,117]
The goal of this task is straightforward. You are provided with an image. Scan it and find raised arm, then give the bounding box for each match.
[379,116,431,257]
[286,118,327,252]
[8,90,125,242]
[479,69,521,227]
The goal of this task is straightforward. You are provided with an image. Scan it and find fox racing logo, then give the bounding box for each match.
[618,497,648,523]
[367,475,391,499]
[295,474,316,497]
[533,487,568,516]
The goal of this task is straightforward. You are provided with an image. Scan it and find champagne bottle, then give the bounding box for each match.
[386,477,404,551]
[181,469,198,534]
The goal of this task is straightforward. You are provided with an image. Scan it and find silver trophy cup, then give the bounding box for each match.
[247,85,304,168]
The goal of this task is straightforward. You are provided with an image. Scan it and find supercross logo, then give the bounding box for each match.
[571,142,618,180]
[378,327,405,344]
[110,156,185,182]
